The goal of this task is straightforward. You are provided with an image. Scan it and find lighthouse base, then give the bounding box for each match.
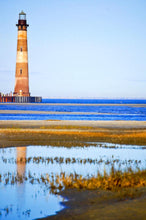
[0,96,42,103]
[15,96,42,103]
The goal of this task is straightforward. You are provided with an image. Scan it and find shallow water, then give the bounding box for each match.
[42,99,146,104]
[0,143,146,219]
[0,112,146,121]
[0,99,146,121]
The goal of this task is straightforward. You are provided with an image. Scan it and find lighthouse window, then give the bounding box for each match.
[20,47,23,52]
[20,69,22,74]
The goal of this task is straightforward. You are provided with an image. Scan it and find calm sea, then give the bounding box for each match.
[0,99,146,121]
[42,99,146,104]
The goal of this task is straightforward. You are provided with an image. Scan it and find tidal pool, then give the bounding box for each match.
[0,143,146,219]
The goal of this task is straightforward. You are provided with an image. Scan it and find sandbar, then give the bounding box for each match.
[0,102,146,107]
[0,120,146,129]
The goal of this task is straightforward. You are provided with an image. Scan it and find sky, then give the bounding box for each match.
[0,0,146,98]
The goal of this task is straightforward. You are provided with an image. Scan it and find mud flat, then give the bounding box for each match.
[0,120,146,147]
[0,119,146,129]
[40,187,146,220]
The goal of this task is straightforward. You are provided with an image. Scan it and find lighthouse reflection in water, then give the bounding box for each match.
[16,147,27,212]
[0,146,64,220]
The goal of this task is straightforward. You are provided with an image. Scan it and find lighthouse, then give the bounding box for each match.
[13,11,30,97]
[0,11,42,103]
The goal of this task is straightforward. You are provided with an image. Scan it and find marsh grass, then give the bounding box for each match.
[1,156,142,166]
[0,127,146,146]
[1,169,146,195]
[50,168,146,192]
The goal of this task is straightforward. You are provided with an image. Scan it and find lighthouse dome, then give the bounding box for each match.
[19,11,26,20]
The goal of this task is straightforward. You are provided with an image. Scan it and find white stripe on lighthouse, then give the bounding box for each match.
[16,51,28,63]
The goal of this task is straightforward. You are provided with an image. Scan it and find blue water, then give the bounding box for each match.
[42,99,146,104]
[0,99,146,121]
[0,113,145,121]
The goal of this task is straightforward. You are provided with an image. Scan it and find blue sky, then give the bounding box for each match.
[0,0,146,98]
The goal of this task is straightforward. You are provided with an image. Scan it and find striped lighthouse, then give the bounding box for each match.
[13,11,30,97]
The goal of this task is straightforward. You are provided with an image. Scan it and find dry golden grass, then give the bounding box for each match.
[1,168,146,191]
[1,168,146,199]
[0,127,146,145]
[47,169,146,192]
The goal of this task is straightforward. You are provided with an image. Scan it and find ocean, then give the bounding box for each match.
[0,99,146,121]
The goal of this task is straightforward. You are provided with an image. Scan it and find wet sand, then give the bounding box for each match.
[0,120,146,129]
[0,102,146,107]
[0,110,141,115]
[41,188,146,220]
